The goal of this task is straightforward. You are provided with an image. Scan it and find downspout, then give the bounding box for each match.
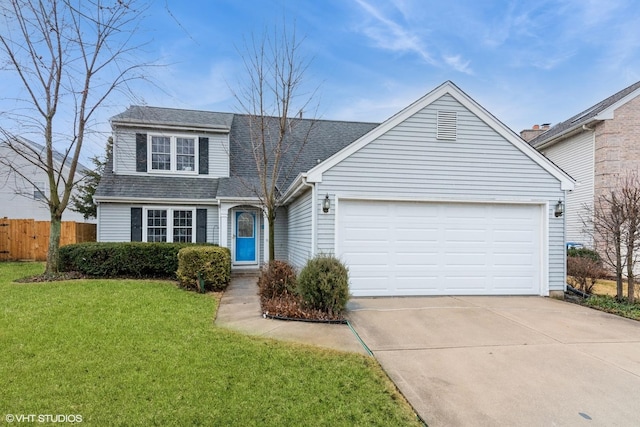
[302,176,316,257]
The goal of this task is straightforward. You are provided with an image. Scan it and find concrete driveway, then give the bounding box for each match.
[347,296,640,426]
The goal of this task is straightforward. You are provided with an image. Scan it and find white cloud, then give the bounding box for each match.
[353,0,435,64]
[443,54,473,75]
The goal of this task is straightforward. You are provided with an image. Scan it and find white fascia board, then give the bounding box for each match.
[94,196,219,205]
[216,196,261,204]
[594,87,640,120]
[111,120,230,134]
[279,173,306,205]
[307,80,575,191]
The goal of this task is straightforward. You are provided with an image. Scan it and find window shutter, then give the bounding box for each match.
[131,207,143,241]
[199,137,209,175]
[196,208,207,243]
[136,133,147,172]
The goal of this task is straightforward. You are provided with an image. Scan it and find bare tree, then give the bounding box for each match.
[233,24,318,261]
[620,175,640,302]
[587,173,640,302]
[71,137,113,220]
[0,0,149,274]
[590,191,626,299]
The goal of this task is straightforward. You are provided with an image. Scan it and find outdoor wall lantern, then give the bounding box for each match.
[554,200,564,217]
[322,194,331,213]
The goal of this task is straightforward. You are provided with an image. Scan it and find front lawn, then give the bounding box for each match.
[0,262,419,426]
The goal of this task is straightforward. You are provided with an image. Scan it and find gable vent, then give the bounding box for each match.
[436,110,457,140]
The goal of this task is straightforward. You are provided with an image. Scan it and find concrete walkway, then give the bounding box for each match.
[215,273,368,355]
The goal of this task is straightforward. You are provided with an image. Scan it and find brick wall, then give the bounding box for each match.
[594,95,640,202]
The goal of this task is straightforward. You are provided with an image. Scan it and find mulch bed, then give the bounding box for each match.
[260,293,345,322]
[15,271,87,283]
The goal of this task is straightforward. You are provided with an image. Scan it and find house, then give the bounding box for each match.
[95,81,574,297]
[528,80,640,246]
[0,136,89,222]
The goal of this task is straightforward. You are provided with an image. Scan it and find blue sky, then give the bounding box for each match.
[6,0,640,159]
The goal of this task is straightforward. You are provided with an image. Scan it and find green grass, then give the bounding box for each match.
[0,262,420,426]
[584,294,640,321]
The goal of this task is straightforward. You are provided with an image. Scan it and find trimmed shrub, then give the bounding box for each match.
[258,260,297,300]
[297,255,349,316]
[567,255,605,295]
[176,246,231,292]
[567,247,600,262]
[58,242,216,279]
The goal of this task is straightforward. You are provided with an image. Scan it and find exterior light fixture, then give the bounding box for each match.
[322,194,331,213]
[554,200,564,217]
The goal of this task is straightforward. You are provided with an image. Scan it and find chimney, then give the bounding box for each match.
[520,123,550,142]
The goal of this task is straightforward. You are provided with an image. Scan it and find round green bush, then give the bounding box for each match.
[297,255,349,316]
[258,260,297,299]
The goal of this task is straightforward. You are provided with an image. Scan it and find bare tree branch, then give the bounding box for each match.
[0,0,151,274]
[232,22,319,261]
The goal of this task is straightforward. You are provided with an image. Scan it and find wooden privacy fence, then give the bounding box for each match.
[0,218,96,261]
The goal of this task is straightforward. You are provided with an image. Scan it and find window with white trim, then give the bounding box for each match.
[144,208,195,242]
[148,135,197,173]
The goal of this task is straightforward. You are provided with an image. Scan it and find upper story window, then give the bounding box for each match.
[148,134,197,173]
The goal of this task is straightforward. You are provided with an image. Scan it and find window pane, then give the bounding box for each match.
[173,210,193,242]
[151,136,171,170]
[238,212,254,238]
[176,138,195,171]
[33,181,45,200]
[147,210,167,242]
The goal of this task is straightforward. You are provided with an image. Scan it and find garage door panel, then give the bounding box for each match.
[338,200,542,296]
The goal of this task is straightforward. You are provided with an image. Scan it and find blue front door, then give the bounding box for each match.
[235,211,256,262]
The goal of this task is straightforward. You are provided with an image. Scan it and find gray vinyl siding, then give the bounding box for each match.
[274,206,288,261]
[98,202,219,243]
[207,205,219,244]
[98,203,135,241]
[287,189,313,270]
[542,131,594,246]
[113,126,229,177]
[318,94,567,292]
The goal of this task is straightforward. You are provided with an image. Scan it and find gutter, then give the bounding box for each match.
[94,196,221,205]
[535,118,599,150]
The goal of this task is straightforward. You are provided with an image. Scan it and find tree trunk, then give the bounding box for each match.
[268,208,275,262]
[46,214,62,275]
[616,235,624,300]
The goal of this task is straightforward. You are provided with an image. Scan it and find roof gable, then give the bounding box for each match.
[305,81,574,191]
[530,80,640,148]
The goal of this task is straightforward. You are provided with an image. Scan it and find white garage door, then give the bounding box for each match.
[337,200,542,296]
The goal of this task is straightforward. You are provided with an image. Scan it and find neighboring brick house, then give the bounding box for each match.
[528,80,640,246]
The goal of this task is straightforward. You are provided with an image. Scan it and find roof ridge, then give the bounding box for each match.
[530,79,640,146]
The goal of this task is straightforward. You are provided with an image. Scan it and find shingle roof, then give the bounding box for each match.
[111,105,234,130]
[530,80,640,147]
[96,157,219,200]
[97,109,378,201]
[229,114,378,191]
[1,136,90,173]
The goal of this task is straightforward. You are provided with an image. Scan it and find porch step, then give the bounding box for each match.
[231,269,260,278]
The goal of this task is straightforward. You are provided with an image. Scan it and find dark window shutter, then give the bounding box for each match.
[199,137,209,175]
[131,207,143,241]
[136,133,147,172]
[196,208,207,243]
